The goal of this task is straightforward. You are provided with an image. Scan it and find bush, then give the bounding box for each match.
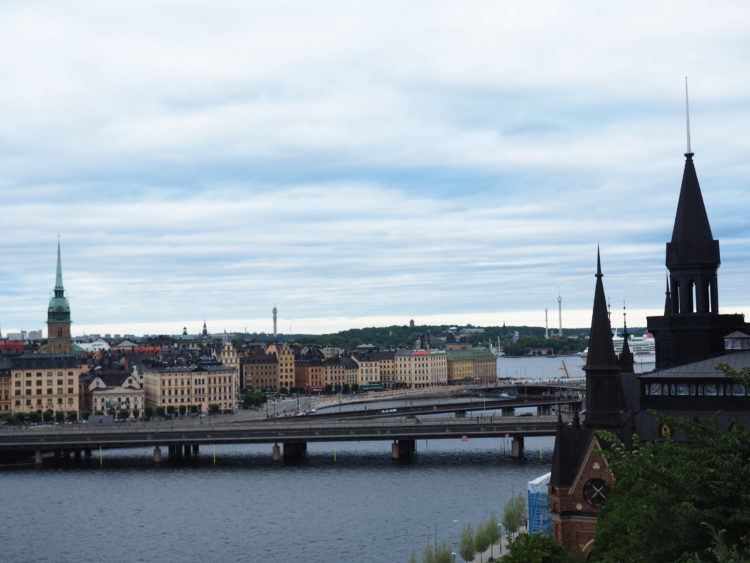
[156,406,165,417]
[94,410,104,416]
[500,533,579,562]
[4,414,20,425]
[118,409,129,420]
[54,411,66,423]
[132,408,140,419]
[29,411,41,423]
[80,410,91,421]
[43,409,54,422]
[66,411,77,422]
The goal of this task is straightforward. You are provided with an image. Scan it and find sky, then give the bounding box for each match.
[1,0,749,336]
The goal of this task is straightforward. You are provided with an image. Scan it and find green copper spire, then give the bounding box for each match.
[55,237,64,293]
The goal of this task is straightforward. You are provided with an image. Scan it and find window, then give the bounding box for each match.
[705,384,718,396]
[732,383,746,397]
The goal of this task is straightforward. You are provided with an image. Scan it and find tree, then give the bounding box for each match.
[422,543,435,563]
[209,404,220,415]
[66,411,77,422]
[94,410,104,416]
[80,410,91,421]
[500,533,580,563]
[29,411,41,423]
[502,493,526,540]
[132,408,140,419]
[408,551,417,563]
[594,414,750,562]
[434,544,453,563]
[342,383,351,394]
[475,522,492,563]
[144,406,154,419]
[459,524,476,562]
[190,405,198,414]
[118,409,129,420]
[156,406,165,417]
[55,411,66,423]
[43,409,54,422]
[485,515,501,560]
[178,405,187,415]
[351,383,360,393]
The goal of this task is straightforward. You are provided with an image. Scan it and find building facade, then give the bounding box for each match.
[446,348,497,384]
[142,360,238,413]
[46,241,73,354]
[394,349,448,388]
[10,354,89,415]
[266,343,295,391]
[242,353,278,390]
[84,369,145,416]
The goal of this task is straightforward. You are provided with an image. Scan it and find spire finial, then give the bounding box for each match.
[685,76,692,155]
[596,245,602,279]
[622,300,628,336]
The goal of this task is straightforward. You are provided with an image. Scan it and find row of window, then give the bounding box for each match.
[644,382,748,397]
[16,398,73,406]
[16,388,75,396]
[16,379,74,387]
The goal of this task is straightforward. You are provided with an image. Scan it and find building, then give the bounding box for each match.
[242,353,278,391]
[0,357,11,413]
[394,349,448,388]
[9,354,89,415]
[216,340,240,381]
[322,357,347,389]
[266,343,295,391]
[446,348,497,384]
[46,241,73,354]
[83,368,145,416]
[550,141,750,555]
[295,358,324,389]
[352,353,381,386]
[142,358,238,413]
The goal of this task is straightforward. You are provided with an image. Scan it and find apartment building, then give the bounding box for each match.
[446,348,497,384]
[9,354,89,415]
[394,349,448,388]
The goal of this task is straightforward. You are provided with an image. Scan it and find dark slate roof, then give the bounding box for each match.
[245,354,277,365]
[85,368,132,388]
[667,153,720,267]
[550,422,594,488]
[11,354,82,370]
[584,249,619,372]
[639,349,750,379]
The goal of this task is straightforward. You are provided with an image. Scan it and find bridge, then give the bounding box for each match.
[311,397,581,419]
[0,415,563,464]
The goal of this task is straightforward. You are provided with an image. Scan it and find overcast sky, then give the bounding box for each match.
[1,1,749,336]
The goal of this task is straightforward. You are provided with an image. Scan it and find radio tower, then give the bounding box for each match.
[544,308,549,339]
[557,292,563,337]
[272,305,278,337]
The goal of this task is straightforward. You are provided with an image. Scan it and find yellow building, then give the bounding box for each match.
[0,372,10,413]
[266,343,295,391]
[352,354,381,386]
[394,349,448,388]
[10,354,89,415]
[446,348,497,384]
[142,359,238,414]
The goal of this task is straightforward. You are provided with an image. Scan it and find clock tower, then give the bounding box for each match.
[46,240,73,354]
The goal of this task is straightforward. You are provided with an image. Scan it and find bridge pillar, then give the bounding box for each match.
[74,450,82,460]
[283,442,307,463]
[537,405,551,416]
[272,443,281,462]
[84,448,92,458]
[392,439,416,463]
[192,444,199,455]
[153,447,163,463]
[511,436,524,459]
[35,449,43,465]
[168,445,177,458]
[183,444,192,457]
[501,408,514,417]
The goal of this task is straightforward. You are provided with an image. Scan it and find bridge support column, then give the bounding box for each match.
[392,439,416,463]
[183,444,192,457]
[168,445,177,459]
[283,442,307,463]
[84,448,92,458]
[501,408,514,417]
[537,405,551,416]
[153,447,163,463]
[74,450,82,460]
[272,443,281,462]
[511,436,524,459]
[35,449,43,465]
[192,444,199,455]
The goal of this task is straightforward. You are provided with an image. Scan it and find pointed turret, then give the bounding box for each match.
[584,247,618,372]
[619,303,634,374]
[584,248,623,429]
[47,239,72,353]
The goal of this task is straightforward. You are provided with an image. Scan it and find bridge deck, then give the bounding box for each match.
[0,416,562,452]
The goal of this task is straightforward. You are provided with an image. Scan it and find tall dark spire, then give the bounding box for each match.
[619,302,634,374]
[584,247,618,371]
[584,248,623,429]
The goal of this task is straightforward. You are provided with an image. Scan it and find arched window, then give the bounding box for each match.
[690,280,697,313]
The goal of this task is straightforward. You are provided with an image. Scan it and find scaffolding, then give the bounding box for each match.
[527,472,552,535]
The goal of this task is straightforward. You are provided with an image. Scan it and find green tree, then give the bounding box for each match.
[156,406,165,417]
[459,524,476,562]
[475,522,492,563]
[80,410,91,421]
[434,543,453,563]
[178,405,187,415]
[118,409,129,420]
[144,406,154,419]
[500,533,579,563]
[594,414,750,562]
[55,410,65,423]
[485,515,501,560]
[4,414,20,425]
[502,493,526,540]
[408,550,417,563]
[66,411,77,422]
[422,543,435,563]
[132,408,140,419]
[43,409,54,422]
[209,404,220,415]
[94,410,104,416]
[28,411,41,423]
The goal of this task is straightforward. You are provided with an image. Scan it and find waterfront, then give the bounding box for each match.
[2,437,553,563]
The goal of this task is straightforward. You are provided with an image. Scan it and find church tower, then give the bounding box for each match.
[647,151,744,368]
[46,240,72,353]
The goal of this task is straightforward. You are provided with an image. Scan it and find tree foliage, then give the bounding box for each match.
[459,524,475,562]
[500,533,580,563]
[502,493,526,539]
[594,413,750,562]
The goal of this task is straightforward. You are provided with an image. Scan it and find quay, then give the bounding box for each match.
[0,415,563,464]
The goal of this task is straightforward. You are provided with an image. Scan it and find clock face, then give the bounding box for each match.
[583,478,609,508]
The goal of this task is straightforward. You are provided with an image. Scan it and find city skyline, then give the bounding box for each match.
[1,1,749,335]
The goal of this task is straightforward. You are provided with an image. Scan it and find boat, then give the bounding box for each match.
[578,331,656,363]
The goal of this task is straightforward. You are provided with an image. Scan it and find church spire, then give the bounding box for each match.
[55,237,64,295]
[584,246,618,371]
[619,301,634,373]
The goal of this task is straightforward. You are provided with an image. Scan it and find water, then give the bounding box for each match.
[1,437,554,563]
[498,354,653,379]
[5,356,615,562]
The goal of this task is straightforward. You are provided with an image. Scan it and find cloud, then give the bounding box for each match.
[0,0,748,335]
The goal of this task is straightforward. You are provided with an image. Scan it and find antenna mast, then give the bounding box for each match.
[685,76,692,154]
